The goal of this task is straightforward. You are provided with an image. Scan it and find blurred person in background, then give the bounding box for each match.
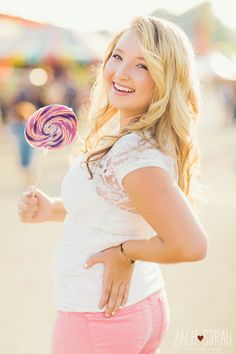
[7,83,46,188]
[18,16,208,354]
[44,67,80,114]
[7,101,37,188]
[0,97,8,127]
[219,83,236,125]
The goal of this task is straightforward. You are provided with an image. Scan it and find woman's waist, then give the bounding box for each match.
[53,280,166,313]
[63,213,156,238]
[53,250,162,279]
[53,263,164,302]
[55,287,166,314]
[57,231,132,259]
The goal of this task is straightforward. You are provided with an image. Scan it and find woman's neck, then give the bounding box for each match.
[119,114,141,130]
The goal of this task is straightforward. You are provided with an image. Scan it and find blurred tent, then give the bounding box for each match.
[196,52,236,82]
[0,13,108,65]
[151,2,236,85]
[151,1,236,56]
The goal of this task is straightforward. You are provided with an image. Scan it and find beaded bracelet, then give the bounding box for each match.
[120,242,135,264]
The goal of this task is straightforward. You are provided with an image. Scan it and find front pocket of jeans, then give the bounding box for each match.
[113,296,148,317]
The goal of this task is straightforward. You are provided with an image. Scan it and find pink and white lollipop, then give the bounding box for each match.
[24,104,77,151]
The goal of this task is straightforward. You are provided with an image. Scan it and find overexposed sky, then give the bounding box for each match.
[0,0,235,32]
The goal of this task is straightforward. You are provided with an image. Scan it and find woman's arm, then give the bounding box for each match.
[49,197,67,222]
[122,166,208,263]
[84,165,208,317]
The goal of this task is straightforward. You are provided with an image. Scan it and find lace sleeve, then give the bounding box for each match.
[111,133,172,190]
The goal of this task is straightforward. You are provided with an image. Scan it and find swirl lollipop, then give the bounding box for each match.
[24,104,78,197]
[24,104,77,151]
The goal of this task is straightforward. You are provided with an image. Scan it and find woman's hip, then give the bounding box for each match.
[51,289,170,354]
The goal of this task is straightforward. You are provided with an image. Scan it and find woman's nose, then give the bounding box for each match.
[115,65,130,80]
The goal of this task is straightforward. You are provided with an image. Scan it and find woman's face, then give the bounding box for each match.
[104,29,155,122]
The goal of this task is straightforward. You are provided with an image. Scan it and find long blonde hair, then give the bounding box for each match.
[75,16,205,205]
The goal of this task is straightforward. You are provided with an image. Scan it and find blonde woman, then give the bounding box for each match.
[18,16,208,354]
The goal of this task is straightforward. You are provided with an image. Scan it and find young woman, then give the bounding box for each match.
[18,16,208,354]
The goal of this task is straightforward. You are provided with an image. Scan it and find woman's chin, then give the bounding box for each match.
[108,99,131,110]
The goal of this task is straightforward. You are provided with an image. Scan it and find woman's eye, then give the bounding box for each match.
[137,64,148,70]
[112,54,122,60]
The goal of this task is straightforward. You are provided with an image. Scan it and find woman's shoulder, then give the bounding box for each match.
[111,131,178,182]
[111,131,168,158]
[110,131,169,166]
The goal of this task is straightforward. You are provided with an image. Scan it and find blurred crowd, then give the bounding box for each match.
[0,64,91,188]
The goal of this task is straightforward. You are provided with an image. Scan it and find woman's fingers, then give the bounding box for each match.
[109,283,126,316]
[21,216,33,223]
[105,284,120,317]
[19,212,34,222]
[120,282,130,307]
[22,193,38,205]
[18,201,37,213]
[98,271,112,310]
[18,199,38,222]
[19,211,35,219]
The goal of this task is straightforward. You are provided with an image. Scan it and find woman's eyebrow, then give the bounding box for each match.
[113,48,145,61]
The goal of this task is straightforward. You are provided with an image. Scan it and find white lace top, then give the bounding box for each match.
[52,131,178,312]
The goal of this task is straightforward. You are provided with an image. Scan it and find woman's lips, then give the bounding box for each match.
[111,82,135,96]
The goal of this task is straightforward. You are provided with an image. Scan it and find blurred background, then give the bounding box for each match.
[0,0,235,353]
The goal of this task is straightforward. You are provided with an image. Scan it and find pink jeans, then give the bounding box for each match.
[51,289,170,354]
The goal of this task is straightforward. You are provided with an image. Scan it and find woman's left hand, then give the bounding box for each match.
[83,245,135,317]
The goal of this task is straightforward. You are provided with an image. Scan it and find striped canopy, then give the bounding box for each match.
[0,14,100,65]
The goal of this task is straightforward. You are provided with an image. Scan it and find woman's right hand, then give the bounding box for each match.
[18,186,55,223]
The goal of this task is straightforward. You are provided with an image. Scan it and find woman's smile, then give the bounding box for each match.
[111,82,135,96]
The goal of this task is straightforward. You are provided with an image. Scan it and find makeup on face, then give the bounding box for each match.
[104,29,155,119]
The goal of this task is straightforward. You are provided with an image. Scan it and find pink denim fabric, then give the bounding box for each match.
[51,289,170,354]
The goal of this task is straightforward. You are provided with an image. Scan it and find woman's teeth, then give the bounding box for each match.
[113,82,135,93]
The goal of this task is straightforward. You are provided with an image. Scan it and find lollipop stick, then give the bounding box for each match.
[32,148,48,197]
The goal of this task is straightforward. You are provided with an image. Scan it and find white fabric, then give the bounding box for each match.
[52,132,178,312]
